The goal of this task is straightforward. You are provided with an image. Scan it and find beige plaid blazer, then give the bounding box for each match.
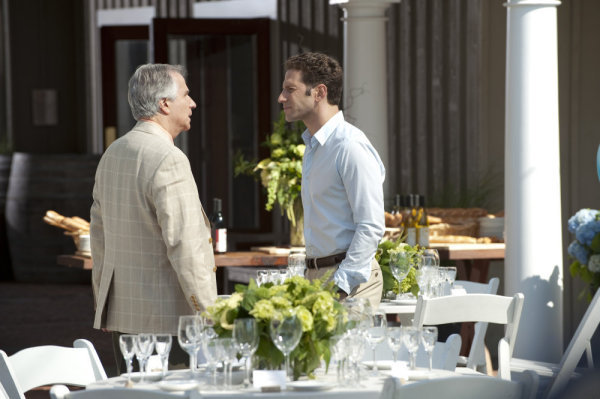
[90,121,217,335]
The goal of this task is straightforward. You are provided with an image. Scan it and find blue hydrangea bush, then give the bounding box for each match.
[568,208,600,300]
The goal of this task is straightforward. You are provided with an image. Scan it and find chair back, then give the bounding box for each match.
[454,277,500,370]
[546,287,600,398]
[413,292,524,380]
[50,385,188,399]
[0,339,107,399]
[379,373,536,399]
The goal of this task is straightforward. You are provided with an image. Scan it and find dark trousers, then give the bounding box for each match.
[111,332,190,375]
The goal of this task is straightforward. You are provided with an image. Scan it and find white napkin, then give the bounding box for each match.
[380,376,406,399]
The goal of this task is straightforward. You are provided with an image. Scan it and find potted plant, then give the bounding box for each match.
[235,111,306,245]
[568,208,600,300]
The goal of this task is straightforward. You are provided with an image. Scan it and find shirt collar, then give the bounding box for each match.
[302,111,344,148]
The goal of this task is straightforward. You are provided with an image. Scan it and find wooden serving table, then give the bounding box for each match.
[57,243,504,293]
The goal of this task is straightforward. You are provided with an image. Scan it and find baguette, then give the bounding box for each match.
[43,210,90,233]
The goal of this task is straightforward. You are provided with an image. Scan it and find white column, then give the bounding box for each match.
[330,0,399,196]
[505,0,563,362]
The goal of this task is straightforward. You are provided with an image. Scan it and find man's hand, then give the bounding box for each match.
[337,287,348,300]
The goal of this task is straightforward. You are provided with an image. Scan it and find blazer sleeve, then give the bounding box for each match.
[90,181,105,307]
[152,149,218,312]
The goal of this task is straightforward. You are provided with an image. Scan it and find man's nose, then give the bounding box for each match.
[277,92,285,103]
[190,98,197,109]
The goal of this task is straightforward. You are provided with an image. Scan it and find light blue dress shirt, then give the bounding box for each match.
[301,111,385,293]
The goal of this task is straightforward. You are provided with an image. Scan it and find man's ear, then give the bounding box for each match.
[158,98,170,115]
[315,84,327,102]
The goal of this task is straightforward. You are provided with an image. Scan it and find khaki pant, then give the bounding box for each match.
[305,258,383,309]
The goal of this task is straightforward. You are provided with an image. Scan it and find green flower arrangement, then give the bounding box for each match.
[205,273,347,380]
[234,111,306,226]
[376,237,422,297]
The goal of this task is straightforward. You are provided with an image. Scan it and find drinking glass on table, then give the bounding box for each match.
[287,252,306,277]
[421,326,438,371]
[233,318,259,388]
[389,251,414,299]
[134,333,155,383]
[401,326,420,370]
[386,327,404,364]
[118,334,136,385]
[202,334,222,389]
[422,249,440,267]
[178,315,203,376]
[364,310,387,376]
[218,337,237,389]
[345,330,366,386]
[153,334,172,378]
[278,269,289,284]
[269,315,303,380]
[330,334,347,384]
[256,269,269,286]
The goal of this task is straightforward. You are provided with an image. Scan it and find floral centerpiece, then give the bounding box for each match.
[568,208,600,300]
[376,237,421,297]
[205,273,347,380]
[234,111,306,228]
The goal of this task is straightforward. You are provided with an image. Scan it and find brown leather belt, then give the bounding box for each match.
[305,252,347,269]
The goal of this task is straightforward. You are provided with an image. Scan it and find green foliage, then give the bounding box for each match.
[376,236,421,297]
[428,167,502,211]
[234,111,306,225]
[205,273,347,380]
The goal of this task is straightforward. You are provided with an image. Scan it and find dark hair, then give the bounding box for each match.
[284,52,343,106]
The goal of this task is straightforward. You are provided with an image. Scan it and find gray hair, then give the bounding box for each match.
[127,64,187,120]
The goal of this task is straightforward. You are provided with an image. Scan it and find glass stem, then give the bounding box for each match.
[393,351,397,363]
[429,353,433,371]
[372,347,378,373]
[227,362,233,389]
[126,358,133,382]
[245,355,252,387]
[285,354,291,380]
[410,352,416,370]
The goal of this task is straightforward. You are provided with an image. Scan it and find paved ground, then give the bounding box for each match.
[0,282,117,398]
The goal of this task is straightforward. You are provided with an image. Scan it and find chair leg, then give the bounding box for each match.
[484,346,494,376]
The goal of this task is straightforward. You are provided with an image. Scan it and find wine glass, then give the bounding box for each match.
[118,334,136,385]
[233,318,259,388]
[153,334,172,378]
[287,252,306,277]
[422,249,440,267]
[134,333,155,383]
[364,311,387,376]
[269,315,303,380]
[256,269,268,286]
[386,327,404,364]
[202,334,222,389]
[421,326,438,371]
[329,334,346,384]
[178,315,202,376]
[401,326,420,370]
[218,337,237,389]
[345,330,366,387]
[389,251,413,299]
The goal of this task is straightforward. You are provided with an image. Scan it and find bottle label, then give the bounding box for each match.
[417,226,429,247]
[215,228,227,253]
[406,227,417,246]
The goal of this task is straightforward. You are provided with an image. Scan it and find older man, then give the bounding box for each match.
[90,64,217,371]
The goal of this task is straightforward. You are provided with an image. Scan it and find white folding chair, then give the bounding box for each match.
[50,385,187,399]
[454,277,500,373]
[366,333,462,371]
[0,339,107,399]
[511,287,600,399]
[379,371,539,399]
[413,292,525,380]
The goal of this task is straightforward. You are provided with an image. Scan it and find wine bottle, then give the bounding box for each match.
[210,198,227,253]
[391,194,401,215]
[405,194,417,246]
[416,194,430,247]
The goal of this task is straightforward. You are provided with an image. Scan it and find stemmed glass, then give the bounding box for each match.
[118,334,136,385]
[386,327,404,364]
[153,334,172,379]
[364,310,387,376]
[401,326,420,370]
[329,334,346,384]
[134,333,155,383]
[287,252,306,277]
[218,337,237,389]
[202,334,222,389]
[178,315,203,376]
[422,249,440,267]
[421,326,438,371]
[269,315,303,380]
[389,251,414,299]
[256,269,268,286]
[233,318,259,388]
[345,331,366,387]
